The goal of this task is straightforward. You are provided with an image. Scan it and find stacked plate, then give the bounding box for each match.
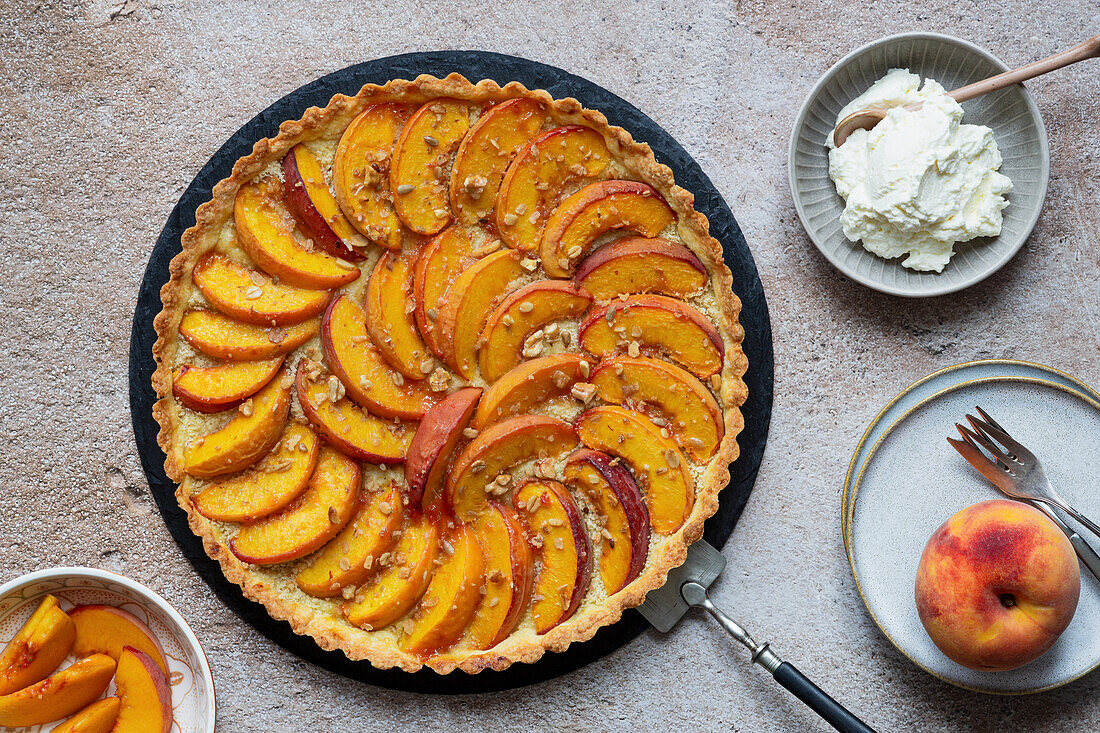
[843,360,1100,693]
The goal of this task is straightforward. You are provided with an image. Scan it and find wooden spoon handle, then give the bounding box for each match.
[951,34,1100,102]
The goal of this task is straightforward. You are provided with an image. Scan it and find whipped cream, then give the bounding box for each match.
[826,69,1012,272]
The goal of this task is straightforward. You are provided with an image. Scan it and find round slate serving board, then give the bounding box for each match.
[128,51,774,694]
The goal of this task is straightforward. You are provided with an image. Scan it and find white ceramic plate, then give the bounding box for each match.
[789,33,1049,297]
[0,567,216,732]
[842,360,1100,536]
[846,377,1100,693]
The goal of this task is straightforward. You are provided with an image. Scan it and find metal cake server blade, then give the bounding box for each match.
[640,540,876,733]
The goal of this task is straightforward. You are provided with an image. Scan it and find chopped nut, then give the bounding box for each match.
[378,501,392,515]
[665,449,681,468]
[551,370,570,388]
[420,358,435,374]
[396,183,416,195]
[501,314,514,327]
[471,459,487,473]
[553,537,565,550]
[266,327,286,344]
[520,257,539,272]
[502,213,519,226]
[488,597,499,608]
[428,367,450,392]
[570,381,597,403]
[338,557,351,571]
[711,374,722,390]
[442,540,455,555]
[359,376,373,391]
[424,134,439,147]
[462,427,479,439]
[463,174,488,199]
[627,341,641,358]
[578,359,590,378]
[566,245,583,259]
[244,285,264,300]
[238,399,254,417]
[328,506,341,524]
[391,372,405,387]
[426,308,438,321]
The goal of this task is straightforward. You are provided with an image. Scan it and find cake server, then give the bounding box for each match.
[639,540,876,733]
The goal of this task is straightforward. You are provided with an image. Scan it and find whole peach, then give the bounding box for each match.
[915,499,1080,672]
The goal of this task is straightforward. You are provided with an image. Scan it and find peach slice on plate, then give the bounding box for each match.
[449,98,549,224]
[513,479,592,634]
[463,502,534,650]
[230,446,360,565]
[296,359,414,464]
[192,422,319,523]
[178,310,319,361]
[68,605,167,676]
[296,482,404,597]
[578,294,724,378]
[366,249,434,380]
[192,252,331,326]
[0,654,115,727]
[172,357,283,414]
[540,180,676,278]
[405,387,482,510]
[53,697,120,733]
[0,594,75,695]
[183,367,292,478]
[592,356,723,460]
[573,236,707,299]
[564,449,650,594]
[399,524,485,656]
[323,294,438,420]
[412,224,477,360]
[343,513,440,630]
[478,280,592,382]
[332,102,413,249]
[234,177,361,290]
[446,414,579,522]
[283,143,367,261]
[576,405,693,534]
[390,98,471,235]
[112,647,171,733]
[497,125,611,252]
[472,354,588,429]
[438,248,526,380]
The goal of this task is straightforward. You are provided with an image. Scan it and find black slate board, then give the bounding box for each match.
[128,51,774,694]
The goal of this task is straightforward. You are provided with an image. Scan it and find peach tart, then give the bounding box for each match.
[153,74,747,674]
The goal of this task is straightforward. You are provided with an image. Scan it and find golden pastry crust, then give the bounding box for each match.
[152,73,748,674]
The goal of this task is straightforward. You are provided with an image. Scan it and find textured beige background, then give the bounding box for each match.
[1,0,1098,730]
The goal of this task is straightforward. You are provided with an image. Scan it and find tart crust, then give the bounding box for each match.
[152,74,748,673]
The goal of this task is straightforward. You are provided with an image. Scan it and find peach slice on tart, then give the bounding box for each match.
[230,446,360,565]
[0,594,75,695]
[111,647,172,733]
[0,653,115,727]
[191,422,320,523]
[332,102,413,249]
[540,180,677,278]
[343,512,441,630]
[296,482,404,598]
[438,248,526,380]
[323,294,439,420]
[564,449,650,595]
[282,142,367,261]
[463,502,534,650]
[512,479,592,634]
[192,252,331,326]
[472,354,589,430]
[366,249,434,380]
[576,405,693,535]
[496,125,612,252]
[295,359,415,464]
[234,177,361,290]
[478,280,593,382]
[578,294,724,378]
[405,387,482,511]
[399,523,485,657]
[446,414,579,522]
[449,98,549,224]
[573,236,707,299]
[68,605,167,676]
[412,224,478,360]
[183,367,292,478]
[178,310,319,361]
[592,356,723,461]
[53,697,120,733]
[390,98,472,235]
[172,357,283,414]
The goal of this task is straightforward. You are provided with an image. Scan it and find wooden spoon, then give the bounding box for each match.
[832,34,1100,147]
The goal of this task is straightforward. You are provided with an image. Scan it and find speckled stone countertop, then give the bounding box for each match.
[1,1,1097,730]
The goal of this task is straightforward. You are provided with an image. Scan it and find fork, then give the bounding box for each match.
[947,407,1100,577]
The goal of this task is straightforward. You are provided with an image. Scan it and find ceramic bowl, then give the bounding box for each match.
[0,567,215,732]
[789,32,1049,297]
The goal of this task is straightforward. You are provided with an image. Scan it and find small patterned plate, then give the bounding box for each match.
[789,32,1049,297]
[0,567,215,732]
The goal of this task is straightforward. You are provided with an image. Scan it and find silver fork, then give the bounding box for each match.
[947,407,1100,574]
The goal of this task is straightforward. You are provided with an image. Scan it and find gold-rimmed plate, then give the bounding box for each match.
[845,372,1100,694]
